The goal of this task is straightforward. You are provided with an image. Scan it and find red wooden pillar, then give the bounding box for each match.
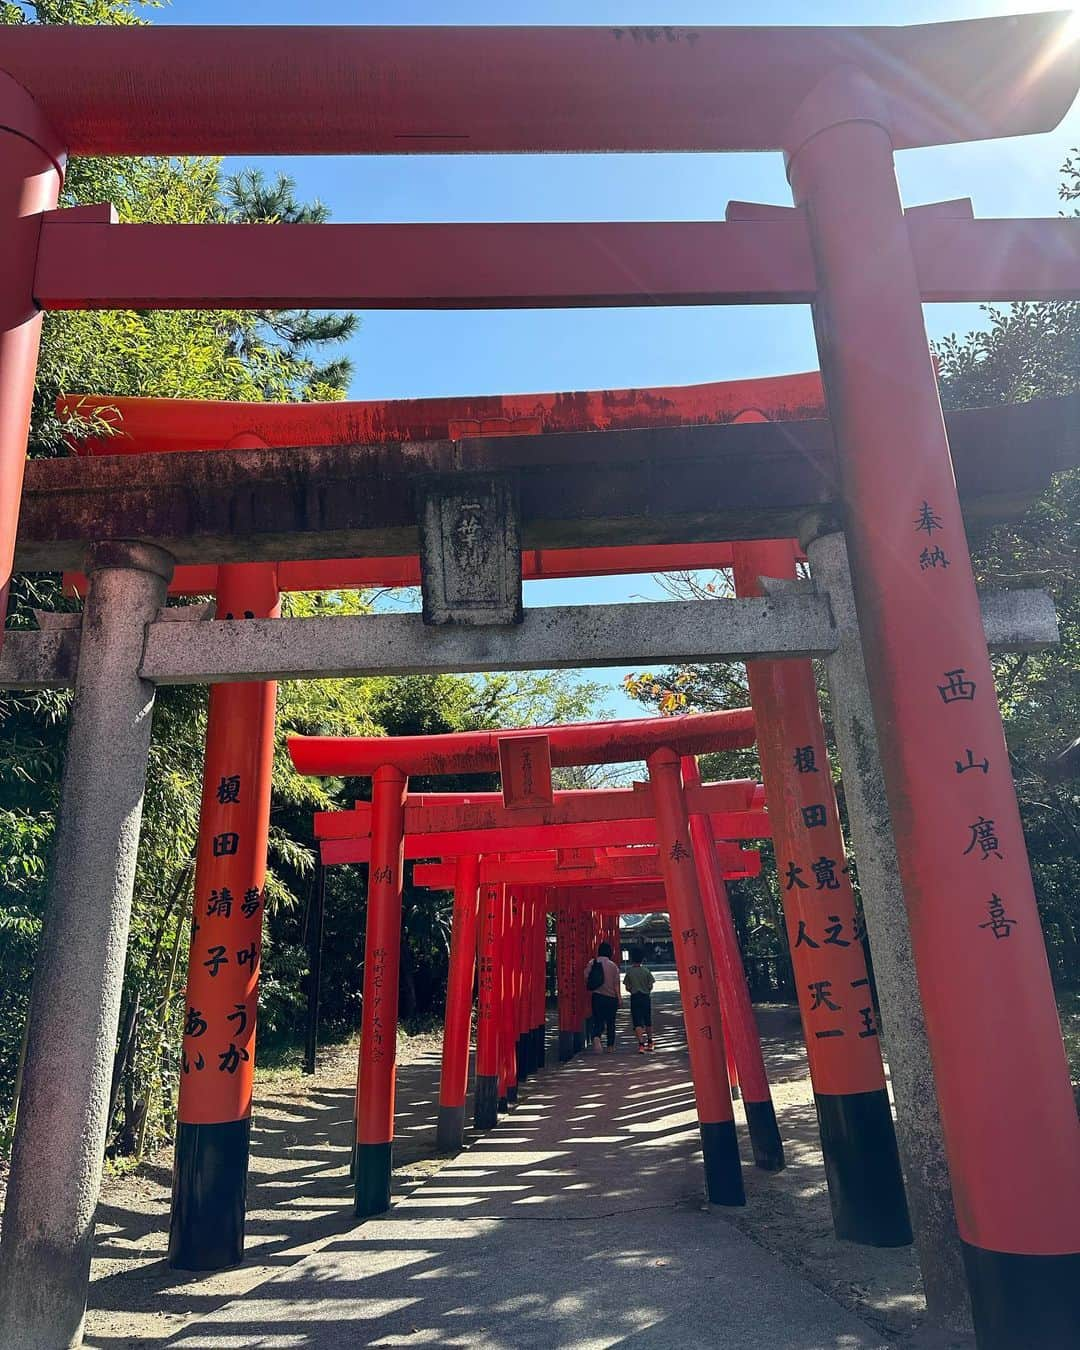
[789,79,1080,1339]
[648,749,745,1206]
[585,907,603,1047]
[723,1024,740,1096]
[498,889,518,1109]
[0,77,63,643]
[683,756,785,1171]
[572,903,588,1053]
[169,563,279,1270]
[515,890,531,1083]
[733,540,910,1246]
[474,881,502,1127]
[532,892,547,1069]
[556,903,575,1062]
[353,764,407,1217]
[436,854,480,1152]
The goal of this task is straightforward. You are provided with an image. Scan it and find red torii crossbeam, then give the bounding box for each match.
[410,845,763,888]
[291,708,755,778]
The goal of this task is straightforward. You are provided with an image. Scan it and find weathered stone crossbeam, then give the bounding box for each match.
[0,589,1057,691]
[14,394,1078,572]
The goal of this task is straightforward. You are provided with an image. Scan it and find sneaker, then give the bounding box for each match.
[638,1043,647,1055]
[592,1037,602,1054]
[604,1045,614,1053]
[646,1040,655,1051]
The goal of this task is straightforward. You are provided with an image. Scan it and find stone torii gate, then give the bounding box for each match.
[0,16,1078,1350]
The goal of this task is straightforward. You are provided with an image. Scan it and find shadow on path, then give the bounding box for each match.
[158,976,889,1350]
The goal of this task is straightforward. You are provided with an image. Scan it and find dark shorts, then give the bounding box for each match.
[629,992,652,1028]
[590,993,618,1046]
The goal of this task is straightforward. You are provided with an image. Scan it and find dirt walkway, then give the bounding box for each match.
[84,1031,447,1349]
[79,989,965,1349]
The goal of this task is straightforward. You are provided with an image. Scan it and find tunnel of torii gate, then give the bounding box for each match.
[292,720,910,1240]
[0,15,1079,1350]
[53,375,812,1281]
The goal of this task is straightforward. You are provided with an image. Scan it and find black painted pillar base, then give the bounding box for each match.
[573,1031,584,1054]
[169,1118,251,1271]
[699,1120,745,1207]
[815,1089,912,1247]
[744,1098,786,1172]
[498,1095,509,1113]
[534,1025,546,1069]
[558,1030,574,1062]
[435,1104,465,1153]
[962,1243,1080,1350]
[474,1074,499,1129]
[354,1141,393,1218]
[516,1034,529,1082]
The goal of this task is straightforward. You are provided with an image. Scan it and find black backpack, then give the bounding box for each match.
[586,959,605,991]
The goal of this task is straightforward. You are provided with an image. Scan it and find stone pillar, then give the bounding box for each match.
[0,542,173,1350]
[806,525,970,1330]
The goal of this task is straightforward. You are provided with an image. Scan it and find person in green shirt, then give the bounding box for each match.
[623,946,655,1053]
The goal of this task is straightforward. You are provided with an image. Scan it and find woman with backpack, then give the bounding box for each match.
[585,941,621,1053]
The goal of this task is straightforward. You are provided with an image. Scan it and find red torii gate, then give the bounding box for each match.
[1,17,1078,1347]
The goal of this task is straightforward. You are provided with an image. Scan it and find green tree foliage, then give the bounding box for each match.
[0,0,607,1159]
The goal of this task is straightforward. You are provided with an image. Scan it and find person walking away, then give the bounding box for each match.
[624,945,655,1053]
[585,941,621,1053]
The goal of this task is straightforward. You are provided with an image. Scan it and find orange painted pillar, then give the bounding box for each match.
[474,881,502,1127]
[436,854,480,1152]
[0,77,63,643]
[734,541,910,1245]
[789,82,1080,1339]
[556,902,575,1062]
[497,890,517,1109]
[648,749,745,1205]
[515,890,531,1084]
[169,563,279,1270]
[683,756,785,1172]
[572,903,588,1053]
[353,764,407,1216]
[531,892,547,1069]
[507,891,523,1101]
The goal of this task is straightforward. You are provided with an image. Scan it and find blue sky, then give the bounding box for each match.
[152,0,1080,715]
